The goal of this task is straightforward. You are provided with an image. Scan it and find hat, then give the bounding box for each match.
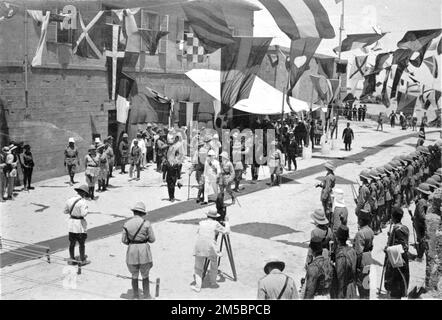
[208,150,216,156]
[410,151,419,159]
[2,146,9,153]
[68,137,75,143]
[400,154,412,163]
[359,169,371,180]
[435,168,442,176]
[358,209,371,222]
[206,209,220,218]
[416,183,432,195]
[220,151,229,159]
[270,140,278,146]
[426,178,440,188]
[23,144,30,150]
[376,167,386,175]
[369,169,380,180]
[107,136,113,141]
[213,133,219,140]
[122,133,128,138]
[131,202,148,215]
[311,208,329,225]
[94,137,101,143]
[74,185,90,197]
[96,143,106,150]
[431,175,442,183]
[336,225,349,241]
[146,123,152,127]
[88,145,96,151]
[324,161,335,172]
[419,131,425,138]
[391,207,404,220]
[384,164,393,174]
[417,146,430,155]
[263,256,285,274]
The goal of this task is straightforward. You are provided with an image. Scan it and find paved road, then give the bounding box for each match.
[1,129,438,268]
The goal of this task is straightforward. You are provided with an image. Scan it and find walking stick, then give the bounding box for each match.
[378,219,394,295]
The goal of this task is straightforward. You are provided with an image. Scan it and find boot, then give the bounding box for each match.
[142,278,153,299]
[131,279,139,299]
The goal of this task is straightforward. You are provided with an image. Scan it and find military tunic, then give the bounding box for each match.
[353,225,374,299]
[414,198,427,258]
[65,146,79,176]
[319,173,336,218]
[258,269,299,300]
[84,154,99,187]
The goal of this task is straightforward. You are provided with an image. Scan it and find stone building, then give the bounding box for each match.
[0,0,258,181]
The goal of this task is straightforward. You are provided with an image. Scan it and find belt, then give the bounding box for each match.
[128,240,148,244]
[70,216,84,220]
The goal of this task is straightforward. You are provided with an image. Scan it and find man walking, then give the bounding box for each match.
[104,137,115,187]
[376,112,384,131]
[258,256,299,300]
[342,122,354,151]
[287,132,298,171]
[64,185,90,266]
[129,140,142,181]
[64,138,80,185]
[122,202,156,300]
[84,145,98,200]
[389,111,397,128]
[219,151,235,205]
[203,150,220,204]
[191,209,229,292]
[21,144,34,191]
[144,124,155,164]
[268,140,283,186]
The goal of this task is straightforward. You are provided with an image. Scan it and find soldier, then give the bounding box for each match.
[164,134,183,202]
[122,202,156,300]
[96,143,108,192]
[191,209,229,292]
[84,145,99,200]
[155,132,168,173]
[391,160,404,207]
[383,164,395,226]
[411,152,420,196]
[303,237,333,299]
[355,169,371,217]
[21,144,34,191]
[368,169,381,235]
[219,151,235,205]
[0,146,7,202]
[332,225,357,299]
[129,140,142,181]
[413,183,431,262]
[330,188,348,235]
[104,136,115,187]
[64,138,80,185]
[144,124,155,164]
[202,149,221,204]
[232,138,244,192]
[64,185,90,266]
[306,209,333,266]
[268,140,283,187]
[316,162,336,221]
[424,188,441,290]
[119,133,129,174]
[384,207,410,299]
[376,167,387,229]
[189,139,206,203]
[353,208,374,299]
[401,154,414,206]
[258,256,299,300]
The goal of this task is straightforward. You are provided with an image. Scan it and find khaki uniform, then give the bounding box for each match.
[258,269,299,300]
[353,225,374,299]
[84,154,99,187]
[319,173,336,219]
[122,216,155,279]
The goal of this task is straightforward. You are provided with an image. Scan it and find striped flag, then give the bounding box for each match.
[397,29,442,52]
[334,33,386,53]
[181,1,235,54]
[258,0,335,40]
[390,49,413,98]
[349,55,369,80]
[310,75,339,105]
[221,37,272,114]
[423,56,438,78]
[397,92,417,115]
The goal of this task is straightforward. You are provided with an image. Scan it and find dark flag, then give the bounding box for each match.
[396,91,418,114]
[410,41,431,67]
[221,37,272,114]
[397,29,442,51]
[372,52,392,74]
[181,1,235,54]
[258,0,335,40]
[140,30,170,55]
[145,87,172,125]
[334,32,386,53]
[380,67,391,108]
[361,73,376,98]
[315,56,335,79]
[390,49,413,98]
[286,38,322,95]
[438,37,442,55]
[423,55,438,78]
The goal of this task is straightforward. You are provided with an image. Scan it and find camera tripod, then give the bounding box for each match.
[202,232,237,282]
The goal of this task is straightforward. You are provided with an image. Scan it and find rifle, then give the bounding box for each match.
[351,184,358,204]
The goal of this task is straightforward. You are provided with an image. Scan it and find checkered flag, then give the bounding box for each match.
[185,33,205,63]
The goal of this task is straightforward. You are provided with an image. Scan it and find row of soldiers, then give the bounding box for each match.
[294,138,442,299]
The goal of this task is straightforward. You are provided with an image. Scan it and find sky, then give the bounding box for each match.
[251,0,442,89]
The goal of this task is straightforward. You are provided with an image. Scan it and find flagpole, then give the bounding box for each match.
[24,3,29,111]
[333,0,345,139]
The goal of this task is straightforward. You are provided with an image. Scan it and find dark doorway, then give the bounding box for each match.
[108,110,119,164]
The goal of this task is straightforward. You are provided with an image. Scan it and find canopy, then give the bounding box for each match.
[185,68,318,114]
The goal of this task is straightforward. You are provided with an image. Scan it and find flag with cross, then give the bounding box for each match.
[185,32,205,63]
[105,23,126,101]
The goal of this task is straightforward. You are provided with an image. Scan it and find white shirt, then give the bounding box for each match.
[204,159,221,182]
[64,196,88,233]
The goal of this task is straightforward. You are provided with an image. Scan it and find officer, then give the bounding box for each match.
[368,169,380,234]
[104,136,115,187]
[316,162,336,221]
[401,154,414,206]
[383,164,395,225]
[64,138,80,185]
[164,134,183,202]
[119,133,129,174]
[413,183,431,262]
[355,169,371,217]
[384,207,410,299]
[122,202,156,300]
[219,151,235,205]
[189,139,206,203]
[268,140,283,187]
[353,208,374,299]
[84,145,99,200]
[96,143,108,193]
[258,256,299,300]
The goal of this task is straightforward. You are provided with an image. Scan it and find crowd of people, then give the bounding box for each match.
[258,136,442,299]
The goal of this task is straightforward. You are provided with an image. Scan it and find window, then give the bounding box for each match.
[46,9,74,44]
[141,10,159,30]
[158,15,169,54]
[227,25,239,36]
[140,10,168,55]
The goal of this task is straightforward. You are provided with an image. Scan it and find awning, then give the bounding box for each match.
[185,68,319,115]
